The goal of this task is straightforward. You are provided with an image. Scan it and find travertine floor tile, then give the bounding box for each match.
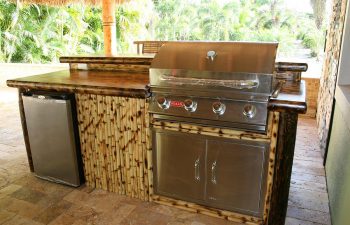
[119,206,172,225]
[13,174,74,195]
[48,212,76,225]
[11,187,46,204]
[64,203,99,222]
[82,189,134,213]
[0,196,15,209]
[0,184,22,196]
[2,214,45,225]
[285,217,324,225]
[287,205,331,225]
[0,210,16,224]
[33,200,72,224]
[90,203,137,225]
[63,190,90,204]
[6,198,44,219]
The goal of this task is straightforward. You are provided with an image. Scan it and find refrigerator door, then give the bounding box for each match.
[23,94,82,186]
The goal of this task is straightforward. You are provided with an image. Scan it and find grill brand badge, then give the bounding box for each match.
[170,100,184,108]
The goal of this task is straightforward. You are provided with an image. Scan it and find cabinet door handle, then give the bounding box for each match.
[211,161,217,184]
[194,158,200,181]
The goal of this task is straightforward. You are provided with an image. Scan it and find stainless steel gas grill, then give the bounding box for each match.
[149,41,278,132]
[149,41,279,218]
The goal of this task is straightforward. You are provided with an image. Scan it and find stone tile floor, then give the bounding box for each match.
[0,86,331,225]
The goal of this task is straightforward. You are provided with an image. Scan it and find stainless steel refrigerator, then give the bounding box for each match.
[23,92,84,187]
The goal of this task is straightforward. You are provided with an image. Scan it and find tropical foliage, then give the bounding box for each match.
[0,1,104,63]
[0,0,328,63]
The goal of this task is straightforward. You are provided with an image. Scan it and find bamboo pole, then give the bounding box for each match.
[102,0,116,55]
[263,112,280,224]
[151,195,262,225]
[76,95,150,200]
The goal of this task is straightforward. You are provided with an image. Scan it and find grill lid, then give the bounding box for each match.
[150,41,279,97]
[150,41,278,74]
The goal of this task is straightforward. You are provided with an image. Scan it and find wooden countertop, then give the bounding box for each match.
[268,81,307,113]
[6,70,150,98]
[6,62,307,113]
[7,70,307,113]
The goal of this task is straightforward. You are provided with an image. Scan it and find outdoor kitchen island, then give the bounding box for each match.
[7,50,307,225]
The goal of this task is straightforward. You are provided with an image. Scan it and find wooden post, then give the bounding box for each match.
[267,112,299,225]
[102,0,116,55]
[18,89,34,172]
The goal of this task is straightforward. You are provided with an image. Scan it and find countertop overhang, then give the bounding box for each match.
[269,81,307,113]
[6,69,150,98]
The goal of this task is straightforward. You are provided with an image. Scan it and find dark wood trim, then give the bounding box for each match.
[59,55,154,65]
[275,62,308,72]
[267,112,298,225]
[268,81,307,114]
[267,101,307,114]
[8,81,150,98]
[18,89,34,172]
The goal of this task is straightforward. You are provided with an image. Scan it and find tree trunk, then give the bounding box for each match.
[310,0,326,29]
[270,0,280,27]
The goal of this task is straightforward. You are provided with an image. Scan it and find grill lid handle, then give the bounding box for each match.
[160,75,259,89]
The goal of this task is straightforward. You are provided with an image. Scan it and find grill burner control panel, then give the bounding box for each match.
[150,94,268,131]
[155,96,257,119]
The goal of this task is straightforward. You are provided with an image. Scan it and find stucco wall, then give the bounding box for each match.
[326,101,350,225]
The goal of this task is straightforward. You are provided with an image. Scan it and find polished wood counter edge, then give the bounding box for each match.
[268,81,307,113]
[6,70,150,98]
[60,54,154,65]
[274,62,308,72]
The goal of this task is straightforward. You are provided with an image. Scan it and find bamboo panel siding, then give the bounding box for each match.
[75,94,151,201]
[151,195,262,225]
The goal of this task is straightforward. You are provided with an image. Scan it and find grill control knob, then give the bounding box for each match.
[156,96,170,109]
[243,104,257,118]
[212,102,226,115]
[184,99,197,112]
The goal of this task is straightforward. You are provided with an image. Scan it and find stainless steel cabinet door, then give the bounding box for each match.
[206,139,269,216]
[153,130,206,202]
